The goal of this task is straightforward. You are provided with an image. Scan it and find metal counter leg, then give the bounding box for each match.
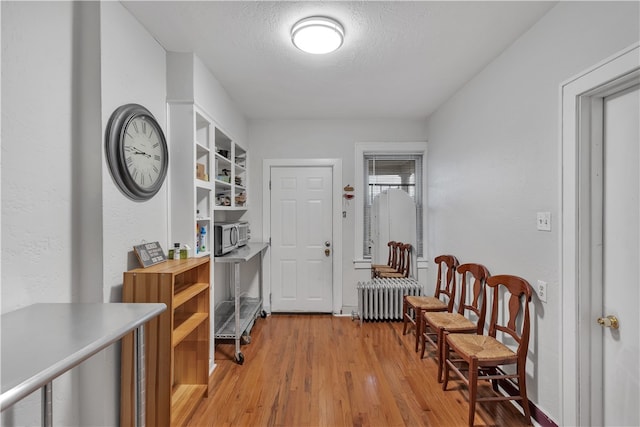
[234,262,244,364]
[41,382,52,427]
[135,324,146,427]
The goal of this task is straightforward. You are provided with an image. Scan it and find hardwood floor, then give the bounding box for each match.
[187,314,530,427]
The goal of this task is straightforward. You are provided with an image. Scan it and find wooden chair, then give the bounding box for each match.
[442,274,533,426]
[402,254,459,352]
[421,263,489,383]
[371,241,400,278]
[379,243,411,278]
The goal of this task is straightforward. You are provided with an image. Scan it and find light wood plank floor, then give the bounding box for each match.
[188,314,530,427]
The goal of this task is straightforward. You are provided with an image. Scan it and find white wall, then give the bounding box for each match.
[193,55,248,146]
[2,2,81,425]
[101,1,168,302]
[247,119,427,310]
[425,1,639,423]
[97,2,169,425]
[167,51,248,145]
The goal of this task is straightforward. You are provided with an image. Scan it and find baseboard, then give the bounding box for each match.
[497,378,558,427]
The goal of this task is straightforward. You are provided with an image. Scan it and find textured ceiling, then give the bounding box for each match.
[123,1,556,120]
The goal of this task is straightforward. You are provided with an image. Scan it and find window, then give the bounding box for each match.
[363,154,424,258]
[354,142,427,267]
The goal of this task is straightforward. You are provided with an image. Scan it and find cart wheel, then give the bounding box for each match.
[260,310,267,318]
[235,352,244,365]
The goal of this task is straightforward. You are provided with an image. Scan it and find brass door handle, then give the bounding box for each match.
[597,315,619,329]
[324,248,331,257]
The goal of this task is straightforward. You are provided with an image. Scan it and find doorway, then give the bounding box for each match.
[561,43,640,426]
[262,159,343,314]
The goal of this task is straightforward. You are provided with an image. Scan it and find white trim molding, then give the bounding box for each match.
[262,158,343,315]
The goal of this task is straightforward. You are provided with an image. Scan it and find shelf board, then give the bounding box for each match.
[195,141,210,153]
[195,179,211,189]
[214,297,262,339]
[173,312,208,347]
[214,179,231,188]
[171,384,208,426]
[215,206,248,211]
[215,152,232,163]
[174,281,209,308]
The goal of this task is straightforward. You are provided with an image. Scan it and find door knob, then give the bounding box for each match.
[325,241,331,247]
[324,248,331,257]
[597,315,619,329]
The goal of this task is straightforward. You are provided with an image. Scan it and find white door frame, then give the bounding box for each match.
[560,42,640,426]
[262,158,343,315]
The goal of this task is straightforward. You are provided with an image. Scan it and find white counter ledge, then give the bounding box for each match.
[1,302,166,426]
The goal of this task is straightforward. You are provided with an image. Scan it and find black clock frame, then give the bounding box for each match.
[105,103,169,201]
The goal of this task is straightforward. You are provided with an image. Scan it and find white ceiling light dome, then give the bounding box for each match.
[291,16,344,54]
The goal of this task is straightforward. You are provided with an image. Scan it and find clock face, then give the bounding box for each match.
[105,104,169,201]
[123,116,165,190]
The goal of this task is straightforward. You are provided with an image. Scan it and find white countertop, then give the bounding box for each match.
[213,242,269,263]
[0,302,166,410]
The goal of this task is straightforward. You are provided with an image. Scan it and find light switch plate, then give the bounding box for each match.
[537,212,551,231]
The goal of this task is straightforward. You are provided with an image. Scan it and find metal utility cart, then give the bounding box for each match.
[214,242,268,364]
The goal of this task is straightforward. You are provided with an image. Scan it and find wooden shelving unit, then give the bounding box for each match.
[120,258,210,427]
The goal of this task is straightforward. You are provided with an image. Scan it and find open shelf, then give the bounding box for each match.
[171,384,208,426]
[173,313,208,347]
[174,281,209,307]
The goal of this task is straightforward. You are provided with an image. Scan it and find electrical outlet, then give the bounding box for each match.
[537,280,547,303]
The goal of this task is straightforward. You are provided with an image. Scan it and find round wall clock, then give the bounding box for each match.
[105,103,169,201]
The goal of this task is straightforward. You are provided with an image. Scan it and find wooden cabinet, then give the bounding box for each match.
[120,258,210,427]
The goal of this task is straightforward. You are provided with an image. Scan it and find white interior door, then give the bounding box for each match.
[561,45,640,426]
[270,166,333,312]
[597,84,640,426]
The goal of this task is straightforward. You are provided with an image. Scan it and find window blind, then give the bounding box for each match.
[363,154,424,258]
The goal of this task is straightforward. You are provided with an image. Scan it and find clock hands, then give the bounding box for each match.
[125,145,152,158]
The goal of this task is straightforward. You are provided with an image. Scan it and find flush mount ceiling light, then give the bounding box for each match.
[291,16,344,54]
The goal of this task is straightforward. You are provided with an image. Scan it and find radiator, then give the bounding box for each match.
[355,278,423,324]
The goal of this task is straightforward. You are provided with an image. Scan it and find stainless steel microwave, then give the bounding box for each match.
[214,222,249,256]
[214,223,238,256]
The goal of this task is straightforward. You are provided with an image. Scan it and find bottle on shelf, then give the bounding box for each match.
[196,224,200,255]
[200,226,207,253]
[173,243,180,260]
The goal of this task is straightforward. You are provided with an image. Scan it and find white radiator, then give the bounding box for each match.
[355,278,423,324]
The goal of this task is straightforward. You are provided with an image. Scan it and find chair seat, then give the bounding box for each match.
[374,266,397,272]
[380,272,407,278]
[425,312,476,332]
[405,295,447,311]
[371,263,392,269]
[446,334,516,363]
